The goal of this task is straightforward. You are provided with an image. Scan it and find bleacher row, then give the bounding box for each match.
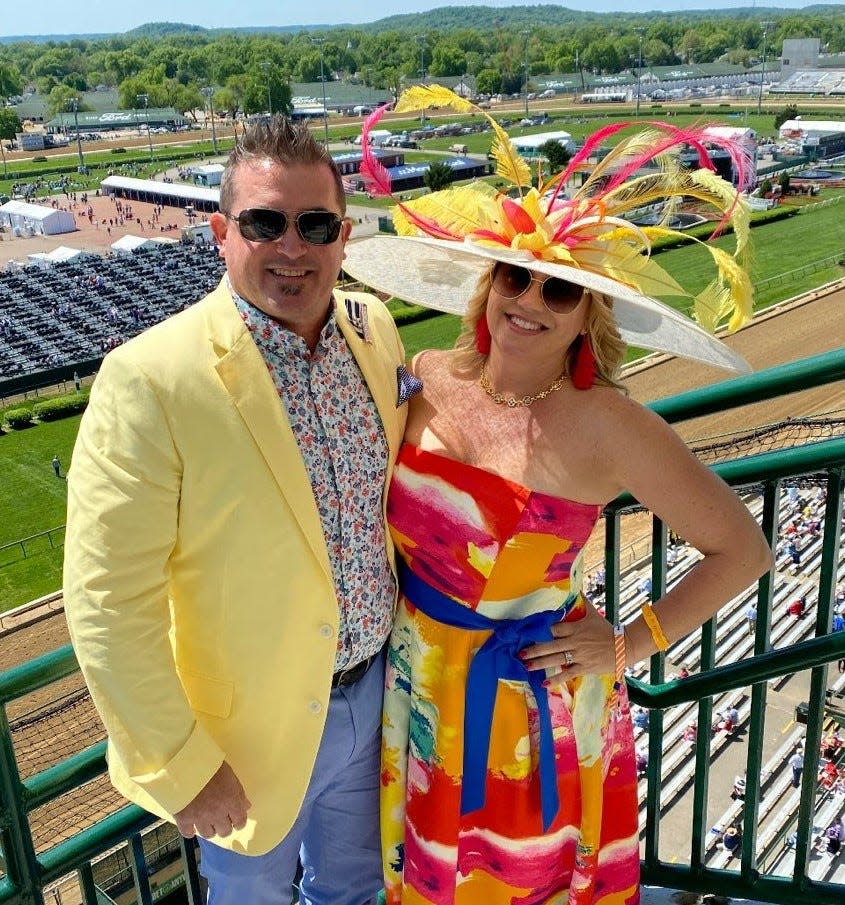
[0,243,225,377]
[775,70,845,96]
[600,482,845,873]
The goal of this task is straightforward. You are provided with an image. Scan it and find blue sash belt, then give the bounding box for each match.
[399,560,573,831]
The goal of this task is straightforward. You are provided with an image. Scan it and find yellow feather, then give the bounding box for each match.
[488,120,533,190]
[392,185,499,238]
[394,84,530,190]
[393,85,474,116]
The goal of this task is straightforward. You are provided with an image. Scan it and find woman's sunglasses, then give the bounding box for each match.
[492,262,585,315]
[225,208,344,245]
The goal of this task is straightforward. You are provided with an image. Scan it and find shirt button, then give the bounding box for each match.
[308,700,322,715]
[319,624,334,638]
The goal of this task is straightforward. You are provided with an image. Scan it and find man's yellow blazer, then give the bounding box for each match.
[63,280,407,855]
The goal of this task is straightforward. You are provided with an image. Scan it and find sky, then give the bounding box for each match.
[2,0,844,39]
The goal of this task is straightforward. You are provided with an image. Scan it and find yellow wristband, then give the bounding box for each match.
[613,623,627,684]
[641,603,670,652]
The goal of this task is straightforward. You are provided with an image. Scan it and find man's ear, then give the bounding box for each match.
[209,211,228,255]
[339,217,353,251]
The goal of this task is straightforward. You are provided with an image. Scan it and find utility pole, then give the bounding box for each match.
[68,98,85,173]
[202,87,218,154]
[261,61,272,116]
[757,21,770,116]
[136,93,153,163]
[522,29,530,116]
[312,37,330,147]
[635,29,644,117]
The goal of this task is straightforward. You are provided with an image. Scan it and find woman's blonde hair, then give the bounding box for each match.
[450,264,628,392]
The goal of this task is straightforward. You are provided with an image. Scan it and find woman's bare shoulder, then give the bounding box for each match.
[410,348,453,379]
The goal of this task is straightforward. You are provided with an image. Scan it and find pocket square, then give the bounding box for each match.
[396,365,423,407]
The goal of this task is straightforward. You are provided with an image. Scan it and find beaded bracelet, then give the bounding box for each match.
[641,603,670,652]
[613,623,627,684]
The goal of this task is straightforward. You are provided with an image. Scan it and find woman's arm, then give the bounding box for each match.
[522,394,773,676]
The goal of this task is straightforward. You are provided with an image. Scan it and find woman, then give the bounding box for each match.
[345,87,773,904]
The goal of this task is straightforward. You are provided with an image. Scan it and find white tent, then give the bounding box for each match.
[190,164,225,186]
[110,234,159,253]
[110,234,179,254]
[27,246,86,267]
[0,200,77,236]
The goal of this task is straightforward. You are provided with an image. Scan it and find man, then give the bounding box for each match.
[789,748,805,788]
[744,602,757,636]
[64,118,409,905]
[51,454,61,478]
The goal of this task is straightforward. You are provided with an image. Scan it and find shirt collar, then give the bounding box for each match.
[227,276,338,357]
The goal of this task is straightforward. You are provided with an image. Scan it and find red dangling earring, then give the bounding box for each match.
[475,315,492,355]
[571,333,596,390]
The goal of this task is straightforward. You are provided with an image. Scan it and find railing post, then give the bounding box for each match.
[791,466,844,887]
[742,479,780,878]
[0,708,44,905]
[643,518,667,865]
[129,833,154,905]
[179,836,203,905]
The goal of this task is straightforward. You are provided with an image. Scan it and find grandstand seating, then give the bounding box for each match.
[773,70,845,95]
[0,243,225,378]
[588,482,843,863]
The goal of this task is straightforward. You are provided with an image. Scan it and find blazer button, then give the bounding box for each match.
[309,700,322,715]
[319,624,334,638]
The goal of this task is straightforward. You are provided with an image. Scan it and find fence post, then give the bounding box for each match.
[0,706,45,905]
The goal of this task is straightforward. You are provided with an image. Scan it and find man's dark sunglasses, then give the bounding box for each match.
[492,262,585,315]
[225,208,344,245]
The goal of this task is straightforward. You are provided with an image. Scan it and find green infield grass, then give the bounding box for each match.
[1,196,843,609]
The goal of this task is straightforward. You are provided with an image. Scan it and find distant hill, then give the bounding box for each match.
[2,4,845,43]
[125,22,211,38]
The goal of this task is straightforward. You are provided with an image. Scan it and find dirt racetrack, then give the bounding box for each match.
[0,277,843,863]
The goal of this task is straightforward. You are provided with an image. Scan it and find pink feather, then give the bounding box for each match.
[359,103,394,197]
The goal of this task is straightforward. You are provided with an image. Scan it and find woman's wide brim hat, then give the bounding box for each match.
[343,234,750,373]
[344,84,759,373]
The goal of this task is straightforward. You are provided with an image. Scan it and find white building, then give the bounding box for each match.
[512,131,575,158]
[0,201,77,236]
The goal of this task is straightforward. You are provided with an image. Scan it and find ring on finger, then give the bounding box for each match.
[562,649,575,667]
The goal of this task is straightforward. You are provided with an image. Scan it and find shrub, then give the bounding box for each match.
[4,408,35,428]
[391,305,443,327]
[111,147,127,154]
[32,395,88,422]
[32,155,48,162]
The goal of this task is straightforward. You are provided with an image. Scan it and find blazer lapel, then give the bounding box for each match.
[206,287,332,580]
[335,295,399,464]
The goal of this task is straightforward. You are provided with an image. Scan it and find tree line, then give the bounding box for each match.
[0,5,843,124]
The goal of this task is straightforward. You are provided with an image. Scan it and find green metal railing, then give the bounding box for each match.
[0,347,843,905]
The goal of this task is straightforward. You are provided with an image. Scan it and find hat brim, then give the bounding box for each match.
[342,235,751,374]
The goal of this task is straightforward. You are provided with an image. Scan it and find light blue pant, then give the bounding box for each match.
[199,650,385,905]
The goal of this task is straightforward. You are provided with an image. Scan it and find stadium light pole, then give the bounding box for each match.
[522,29,530,116]
[136,94,153,163]
[312,37,330,147]
[636,29,644,117]
[757,22,770,116]
[261,61,272,116]
[416,34,427,125]
[68,98,85,173]
[202,87,218,154]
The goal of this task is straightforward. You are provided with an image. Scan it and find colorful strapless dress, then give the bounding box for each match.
[382,444,640,905]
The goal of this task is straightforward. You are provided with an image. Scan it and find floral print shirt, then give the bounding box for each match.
[232,288,395,670]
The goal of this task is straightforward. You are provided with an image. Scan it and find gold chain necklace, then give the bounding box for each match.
[479,362,568,408]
